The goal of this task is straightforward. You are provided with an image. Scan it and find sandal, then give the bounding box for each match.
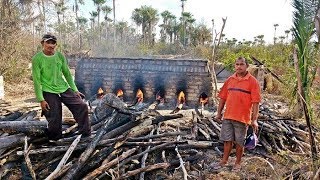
[231,164,241,172]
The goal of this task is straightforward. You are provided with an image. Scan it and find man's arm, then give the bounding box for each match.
[216,98,226,121]
[251,102,259,132]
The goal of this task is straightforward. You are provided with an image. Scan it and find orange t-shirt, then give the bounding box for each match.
[218,72,261,124]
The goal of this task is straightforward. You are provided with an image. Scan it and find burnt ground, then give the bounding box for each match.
[1,78,318,179]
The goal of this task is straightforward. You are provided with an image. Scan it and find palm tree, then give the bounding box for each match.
[116,21,128,41]
[89,11,98,30]
[291,0,319,172]
[131,5,158,45]
[101,5,112,39]
[77,16,88,49]
[181,12,195,46]
[74,0,85,49]
[273,23,279,44]
[181,0,187,47]
[93,0,106,41]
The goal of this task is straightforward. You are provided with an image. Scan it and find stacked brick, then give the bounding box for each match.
[75,58,212,107]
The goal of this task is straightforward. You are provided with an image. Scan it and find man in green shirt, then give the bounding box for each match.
[32,34,90,140]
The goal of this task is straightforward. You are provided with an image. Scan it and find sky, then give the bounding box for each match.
[79,0,294,44]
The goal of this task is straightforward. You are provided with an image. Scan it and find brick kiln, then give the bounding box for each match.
[74,57,214,107]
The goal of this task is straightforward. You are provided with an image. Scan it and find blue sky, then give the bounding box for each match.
[79,0,293,44]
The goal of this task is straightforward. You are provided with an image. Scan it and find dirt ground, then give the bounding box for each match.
[1,78,316,179]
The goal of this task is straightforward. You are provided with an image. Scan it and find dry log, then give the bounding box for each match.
[45,135,82,180]
[16,144,87,155]
[208,118,221,134]
[62,123,78,135]
[0,120,47,135]
[74,146,121,179]
[17,110,37,121]
[175,135,188,180]
[117,153,203,180]
[0,111,23,121]
[24,137,36,180]
[164,141,219,150]
[259,136,273,153]
[191,112,198,140]
[118,141,179,168]
[62,112,119,180]
[117,163,170,180]
[139,129,155,180]
[0,133,29,150]
[83,148,137,180]
[127,132,185,142]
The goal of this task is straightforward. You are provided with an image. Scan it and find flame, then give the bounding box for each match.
[199,93,208,105]
[177,91,185,104]
[116,89,123,97]
[97,87,104,95]
[136,89,143,103]
[97,87,104,99]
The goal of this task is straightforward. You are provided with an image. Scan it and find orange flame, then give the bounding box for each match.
[199,97,208,105]
[116,89,123,97]
[97,87,104,99]
[136,89,143,103]
[199,92,208,105]
[97,87,104,95]
[177,91,185,104]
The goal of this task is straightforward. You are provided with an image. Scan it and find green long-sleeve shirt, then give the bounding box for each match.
[32,51,78,102]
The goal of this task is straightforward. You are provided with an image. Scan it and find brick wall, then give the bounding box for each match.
[75,57,213,107]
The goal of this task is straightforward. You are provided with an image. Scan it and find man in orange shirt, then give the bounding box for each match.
[212,57,261,172]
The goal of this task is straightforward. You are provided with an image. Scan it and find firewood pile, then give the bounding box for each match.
[0,94,318,179]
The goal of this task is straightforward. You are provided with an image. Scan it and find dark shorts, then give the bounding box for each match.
[220,119,248,146]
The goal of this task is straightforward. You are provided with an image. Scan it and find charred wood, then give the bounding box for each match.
[0,111,23,121]
[0,120,47,135]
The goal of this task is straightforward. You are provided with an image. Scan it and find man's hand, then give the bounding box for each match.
[251,120,259,133]
[215,113,223,123]
[40,100,50,111]
[75,91,85,99]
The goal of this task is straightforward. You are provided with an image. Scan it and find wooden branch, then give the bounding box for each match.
[117,163,170,180]
[175,135,188,180]
[24,136,36,180]
[139,129,155,180]
[0,120,47,135]
[83,148,137,180]
[16,144,87,155]
[62,112,119,180]
[0,111,23,121]
[62,123,78,135]
[45,135,82,180]
[118,141,179,168]
[0,133,28,150]
[127,132,185,142]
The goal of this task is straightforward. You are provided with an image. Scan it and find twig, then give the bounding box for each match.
[175,135,188,180]
[45,135,82,180]
[139,128,155,180]
[24,136,36,180]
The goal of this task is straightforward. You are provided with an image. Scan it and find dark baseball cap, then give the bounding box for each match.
[42,34,57,42]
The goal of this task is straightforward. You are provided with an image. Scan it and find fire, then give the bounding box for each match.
[199,92,208,105]
[177,91,185,104]
[136,89,143,103]
[116,89,123,97]
[177,91,185,109]
[97,87,104,99]
[97,87,104,95]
